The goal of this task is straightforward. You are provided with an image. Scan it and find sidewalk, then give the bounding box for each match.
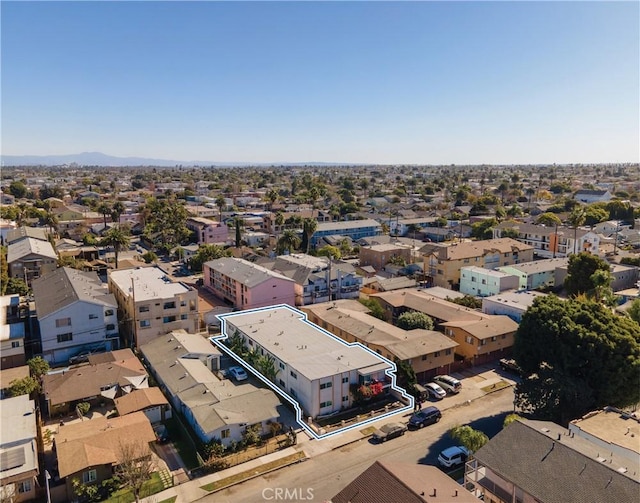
[139,364,516,503]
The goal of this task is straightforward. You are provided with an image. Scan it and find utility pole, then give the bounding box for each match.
[130,277,137,349]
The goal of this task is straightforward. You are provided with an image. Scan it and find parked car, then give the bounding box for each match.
[228,366,248,381]
[424,382,447,400]
[433,375,462,394]
[408,406,441,429]
[499,358,522,375]
[437,445,470,468]
[153,423,169,443]
[372,422,408,443]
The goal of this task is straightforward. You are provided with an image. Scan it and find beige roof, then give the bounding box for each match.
[0,365,30,391]
[114,387,168,416]
[434,237,533,261]
[372,289,483,322]
[55,412,156,477]
[440,316,518,339]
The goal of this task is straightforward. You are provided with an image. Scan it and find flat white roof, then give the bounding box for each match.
[109,266,192,302]
[221,306,392,381]
[462,266,517,278]
[484,290,546,308]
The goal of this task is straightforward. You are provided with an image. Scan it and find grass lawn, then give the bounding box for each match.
[158,497,177,503]
[359,426,376,436]
[200,451,307,492]
[164,417,201,470]
[481,380,511,393]
[104,472,164,503]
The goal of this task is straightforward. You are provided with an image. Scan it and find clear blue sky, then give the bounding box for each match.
[2,1,638,164]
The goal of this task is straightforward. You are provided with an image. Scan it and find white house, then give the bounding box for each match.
[0,295,26,369]
[32,268,120,365]
[459,266,519,297]
[217,305,407,420]
[498,258,569,291]
[482,290,547,322]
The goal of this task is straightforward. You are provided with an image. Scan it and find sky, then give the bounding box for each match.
[1,1,638,165]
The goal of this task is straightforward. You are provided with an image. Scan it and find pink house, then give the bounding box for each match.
[186,217,230,245]
[203,257,296,310]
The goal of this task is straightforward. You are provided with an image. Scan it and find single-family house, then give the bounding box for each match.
[114,387,171,424]
[203,257,296,310]
[139,330,284,446]
[32,268,120,365]
[7,237,57,286]
[0,395,39,502]
[574,189,613,203]
[108,265,199,348]
[54,412,156,502]
[41,348,148,417]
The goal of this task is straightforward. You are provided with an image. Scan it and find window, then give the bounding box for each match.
[57,333,72,343]
[105,309,114,316]
[445,348,452,355]
[164,301,176,309]
[83,469,97,483]
[106,324,115,331]
[481,279,486,285]
[221,429,230,439]
[180,300,187,307]
[342,396,349,402]
[163,315,177,323]
[434,351,440,357]
[502,334,506,339]
[320,382,332,390]
[290,388,297,398]
[55,317,71,328]
[290,370,297,379]
[11,341,20,348]
[491,336,497,342]
[139,305,150,313]
[342,377,348,384]
[279,362,285,370]
[139,320,151,328]
[471,277,476,282]
[180,314,188,320]
[320,401,332,408]
[17,480,32,493]
[421,355,427,361]
[465,336,474,344]
[89,313,98,320]
[279,379,285,387]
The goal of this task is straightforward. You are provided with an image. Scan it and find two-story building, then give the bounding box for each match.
[217,305,411,420]
[7,237,57,287]
[459,266,519,297]
[424,238,534,289]
[32,268,120,365]
[256,254,362,306]
[359,243,413,272]
[497,257,569,291]
[0,295,27,369]
[481,290,547,322]
[310,219,382,249]
[301,300,458,383]
[185,216,230,245]
[108,266,199,348]
[203,257,296,310]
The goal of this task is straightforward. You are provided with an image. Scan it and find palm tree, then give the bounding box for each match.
[302,218,318,254]
[111,201,125,224]
[567,207,586,255]
[97,202,111,231]
[102,225,131,269]
[277,229,301,255]
[536,212,562,257]
[265,189,279,212]
[215,195,226,223]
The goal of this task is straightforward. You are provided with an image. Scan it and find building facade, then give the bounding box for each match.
[459,266,519,297]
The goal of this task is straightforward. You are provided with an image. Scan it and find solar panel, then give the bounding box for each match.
[0,447,25,471]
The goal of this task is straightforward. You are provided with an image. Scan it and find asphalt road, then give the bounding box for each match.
[202,386,515,503]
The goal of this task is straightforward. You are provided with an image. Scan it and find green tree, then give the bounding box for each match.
[102,225,131,269]
[301,218,318,253]
[536,212,562,228]
[189,244,231,272]
[359,298,385,320]
[111,200,125,224]
[256,354,278,382]
[276,229,301,255]
[583,205,609,227]
[82,233,98,246]
[232,216,244,248]
[513,295,640,425]
[4,277,29,296]
[446,295,482,309]
[142,197,191,252]
[114,440,154,503]
[215,195,227,222]
[76,401,91,419]
[449,425,489,453]
[317,245,341,260]
[397,311,434,330]
[503,413,521,428]
[0,248,8,295]
[470,218,497,239]
[626,298,640,324]
[97,201,112,230]
[8,180,27,198]
[28,356,49,381]
[564,252,611,297]
[567,206,586,255]
[140,251,158,264]
[8,376,39,397]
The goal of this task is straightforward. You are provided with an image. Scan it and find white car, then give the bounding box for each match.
[228,366,248,381]
[424,382,447,400]
[438,445,470,468]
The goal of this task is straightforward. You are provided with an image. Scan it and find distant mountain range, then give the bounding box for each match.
[1,151,345,167]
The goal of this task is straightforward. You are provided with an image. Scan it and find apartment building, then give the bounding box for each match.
[359,243,413,271]
[218,305,408,419]
[0,295,27,369]
[302,299,458,382]
[108,266,199,348]
[497,257,569,291]
[424,238,534,289]
[185,216,230,245]
[32,267,120,365]
[203,257,296,310]
[310,218,382,249]
[459,266,519,297]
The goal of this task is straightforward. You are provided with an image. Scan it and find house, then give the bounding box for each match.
[108,265,199,348]
[459,266,519,297]
[331,460,481,503]
[0,366,30,399]
[364,275,418,294]
[310,218,382,249]
[114,387,171,424]
[424,238,534,289]
[139,330,284,446]
[7,237,57,286]
[6,226,49,245]
[256,254,362,306]
[465,417,639,503]
[359,243,413,271]
[388,217,438,238]
[185,216,230,245]
[0,295,27,369]
[54,412,156,502]
[301,300,458,383]
[497,257,569,291]
[370,288,519,365]
[32,267,120,365]
[0,219,17,245]
[203,257,296,310]
[217,305,410,420]
[482,290,547,322]
[0,395,39,502]
[41,348,148,417]
[574,189,613,203]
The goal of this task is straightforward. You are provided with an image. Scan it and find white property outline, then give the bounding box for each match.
[212,304,414,441]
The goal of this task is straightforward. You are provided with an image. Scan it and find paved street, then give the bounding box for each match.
[203,386,515,503]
